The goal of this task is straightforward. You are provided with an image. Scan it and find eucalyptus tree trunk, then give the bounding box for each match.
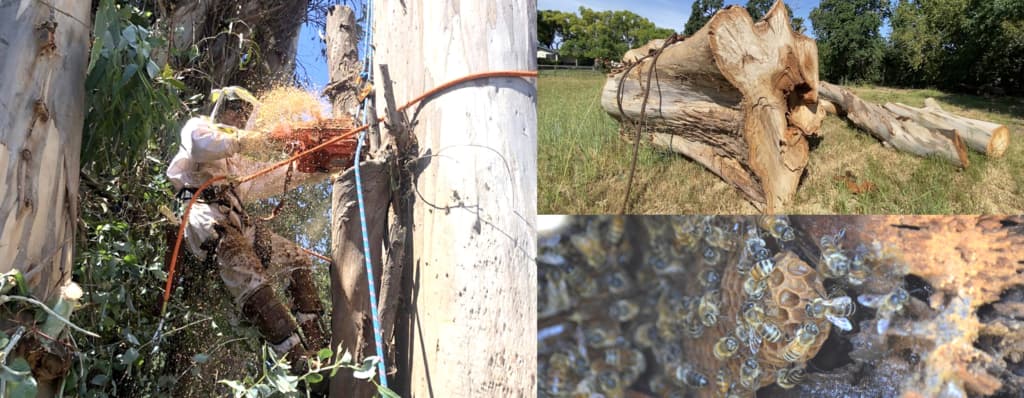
[0,0,90,304]
[373,0,538,396]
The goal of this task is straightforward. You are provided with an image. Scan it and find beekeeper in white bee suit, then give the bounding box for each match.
[167,87,333,370]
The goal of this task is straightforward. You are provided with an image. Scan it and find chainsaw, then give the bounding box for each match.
[267,117,361,173]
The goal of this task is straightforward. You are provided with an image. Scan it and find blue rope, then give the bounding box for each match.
[353,0,388,388]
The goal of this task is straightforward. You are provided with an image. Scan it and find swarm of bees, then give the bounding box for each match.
[538,216,914,398]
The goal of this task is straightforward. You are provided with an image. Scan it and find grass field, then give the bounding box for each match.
[538,70,1024,214]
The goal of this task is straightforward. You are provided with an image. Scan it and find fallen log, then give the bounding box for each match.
[602,1,824,212]
[818,81,970,167]
[883,100,1009,157]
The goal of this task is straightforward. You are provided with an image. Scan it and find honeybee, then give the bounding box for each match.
[858,287,909,334]
[743,276,768,300]
[684,317,705,339]
[564,265,601,300]
[846,244,871,286]
[715,368,731,396]
[703,246,722,266]
[758,215,795,241]
[806,296,855,331]
[776,366,807,389]
[757,321,783,343]
[739,358,761,390]
[606,216,626,245]
[698,291,720,327]
[608,299,640,322]
[594,370,624,398]
[782,322,820,362]
[631,322,658,348]
[820,230,850,279]
[670,216,701,250]
[703,221,735,250]
[606,271,634,296]
[674,364,709,389]
[750,247,776,281]
[648,375,672,396]
[699,269,722,292]
[603,347,646,381]
[570,233,607,270]
[648,247,685,275]
[713,336,740,360]
[738,302,766,351]
[582,319,620,349]
[657,342,684,366]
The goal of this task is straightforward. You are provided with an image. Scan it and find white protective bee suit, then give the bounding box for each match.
[167,115,331,357]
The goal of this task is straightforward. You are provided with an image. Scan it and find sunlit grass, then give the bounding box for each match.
[538,70,1024,214]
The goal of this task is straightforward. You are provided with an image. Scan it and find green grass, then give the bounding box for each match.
[538,70,1024,214]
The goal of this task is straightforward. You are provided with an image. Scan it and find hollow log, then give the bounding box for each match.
[818,82,970,167]
[602,1,824,212]
[883,101,1009,157]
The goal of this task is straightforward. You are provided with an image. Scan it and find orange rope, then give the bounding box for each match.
[160,69,537,313]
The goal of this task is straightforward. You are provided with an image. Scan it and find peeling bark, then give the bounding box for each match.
[0,0,90,304]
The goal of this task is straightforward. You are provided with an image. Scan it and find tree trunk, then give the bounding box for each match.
[818,81,970,167]
[0,0,89,305]
[329,160,389,398]
[373,0,537,396]
[323,6,388,397]
[160,0,308,93]
[601,1,824,212]
[883,99,1009,157]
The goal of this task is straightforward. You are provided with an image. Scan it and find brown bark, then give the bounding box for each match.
[602,1,824,212]
[329,160,389,397]
[818,82,970,167]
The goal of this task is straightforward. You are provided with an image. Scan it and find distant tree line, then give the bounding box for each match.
[540,0,1022,95]
[537,8,675,63]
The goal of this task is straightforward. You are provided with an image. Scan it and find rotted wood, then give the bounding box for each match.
[376,64,415,371]
[818,82,970,167]
[602,1,824,212]
[329,159,389,398]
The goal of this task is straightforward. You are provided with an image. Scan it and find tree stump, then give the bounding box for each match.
[601,1,824,212]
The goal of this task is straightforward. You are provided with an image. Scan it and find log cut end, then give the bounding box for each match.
[601,0,823,212]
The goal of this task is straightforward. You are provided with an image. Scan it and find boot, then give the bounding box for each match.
[289,267,328,351]
[243,285,308,371]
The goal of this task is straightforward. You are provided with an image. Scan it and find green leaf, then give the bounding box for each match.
[146,60,160,79]
[90,373,110,386]
[305,372,323,384]
[376,384,401,398]
[119,63,138,88]
[119,348,140,366]
[317,348,333,361]
[352,357,379,380]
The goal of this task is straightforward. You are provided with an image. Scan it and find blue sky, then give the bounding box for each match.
[538,0,823,33]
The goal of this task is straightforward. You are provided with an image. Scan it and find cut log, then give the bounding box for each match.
[883,101,1009,157]
[602,1,824,212]
[818,81,970,167]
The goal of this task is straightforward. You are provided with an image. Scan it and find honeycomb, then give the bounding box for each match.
[538,216,840,398]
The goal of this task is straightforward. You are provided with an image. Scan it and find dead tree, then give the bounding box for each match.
[818,82,970,167]
[602,1,824,212]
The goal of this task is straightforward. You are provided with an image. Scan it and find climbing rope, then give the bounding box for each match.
[155,69,538,384]
[353,0,387,387]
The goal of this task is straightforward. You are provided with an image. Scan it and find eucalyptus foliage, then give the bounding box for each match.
[83,0,188,172]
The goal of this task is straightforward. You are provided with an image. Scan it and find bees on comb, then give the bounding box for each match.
[538,216,864,397]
